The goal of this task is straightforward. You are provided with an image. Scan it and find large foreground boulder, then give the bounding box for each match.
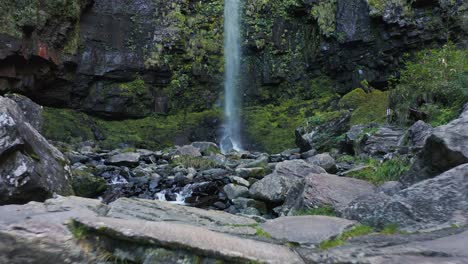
[344,164,468,232]
[401,105,468,185]
[0,196,305,264]
[0,96,73,204]
[1,196,467,264]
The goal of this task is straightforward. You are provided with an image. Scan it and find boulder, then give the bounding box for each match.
[406,120,433,148]
[5,94,43,131]
[260,216,356,246]
[223,184,249,200]
[197,168,230,181]
[191,142,220,155]
[342,192,392,228]
[306,153,337,173]
[107,197,258,236]
[231,197,267,214]
[295,112,350,152]
[0,196,305,263]
[106,152,141,167]
[175,145,202,157]
[361,126,405,157]
[343,125,405,157]
[229,176,250,187]
[249,160,325,203]
[71,169,107,198]
[299,227,468,263]
[235,167,267,179]
[401,106,468,185]
[344,164,468,232]
[0,96,74,205]
[284,173,376,214]
[73,216,305,263]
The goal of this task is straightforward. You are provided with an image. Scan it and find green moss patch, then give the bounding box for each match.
[319,225,374,250]
[293,206,337,217]
[243,99,313,153]
[42,107,221,150]
[339,88,389,126]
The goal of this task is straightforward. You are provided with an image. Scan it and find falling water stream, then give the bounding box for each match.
[221,0,242,153]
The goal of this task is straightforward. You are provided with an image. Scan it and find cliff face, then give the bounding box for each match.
[0,0,466,119]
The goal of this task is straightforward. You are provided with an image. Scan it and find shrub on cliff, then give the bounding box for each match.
[390,44,468,126]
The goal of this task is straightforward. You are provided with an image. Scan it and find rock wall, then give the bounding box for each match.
[0,0,466,120]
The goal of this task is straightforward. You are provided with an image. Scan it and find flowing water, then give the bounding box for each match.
[221,0,242,153]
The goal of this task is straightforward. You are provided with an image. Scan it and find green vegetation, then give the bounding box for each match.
[293,206,337,217]
[144,0,224,112]
[346,157,411,184]
[380,224,406,235]
[118,78,149,96]
[68,220,90,240]
[42,107,95,143]
[171,155,219,170]
[367,0,413,17]
[319,225,374,250]
[243,100,307,153]
[42,107,222,150]
[336,155,355,163]
[311,0,337,37]
[255,227,273,239]
[244,96,339,153]
[339,88,389,126]
[390,44,468,126]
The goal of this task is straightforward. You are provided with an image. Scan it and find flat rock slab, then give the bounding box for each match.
[106,152,141,167]
[299,226,468,263]
[107,197,258,235]
[260,216,356,245]
[73,216,305,264]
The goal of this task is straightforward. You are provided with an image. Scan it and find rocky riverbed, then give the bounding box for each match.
[1,95,468,263]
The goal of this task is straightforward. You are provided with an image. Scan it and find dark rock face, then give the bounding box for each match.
[344,164,468,232]
[401,106,468,185]
[336,0,373,43]
[0,96,74,204]
[1,0,466,122]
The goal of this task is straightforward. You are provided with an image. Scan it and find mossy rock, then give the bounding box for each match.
[339,88,389,126]
[339,88,368,109]
[71,169,107,198]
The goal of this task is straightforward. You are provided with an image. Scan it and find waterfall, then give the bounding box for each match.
[221,0,242,153]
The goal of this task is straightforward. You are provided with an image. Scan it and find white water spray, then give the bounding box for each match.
[221,0,242,153]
